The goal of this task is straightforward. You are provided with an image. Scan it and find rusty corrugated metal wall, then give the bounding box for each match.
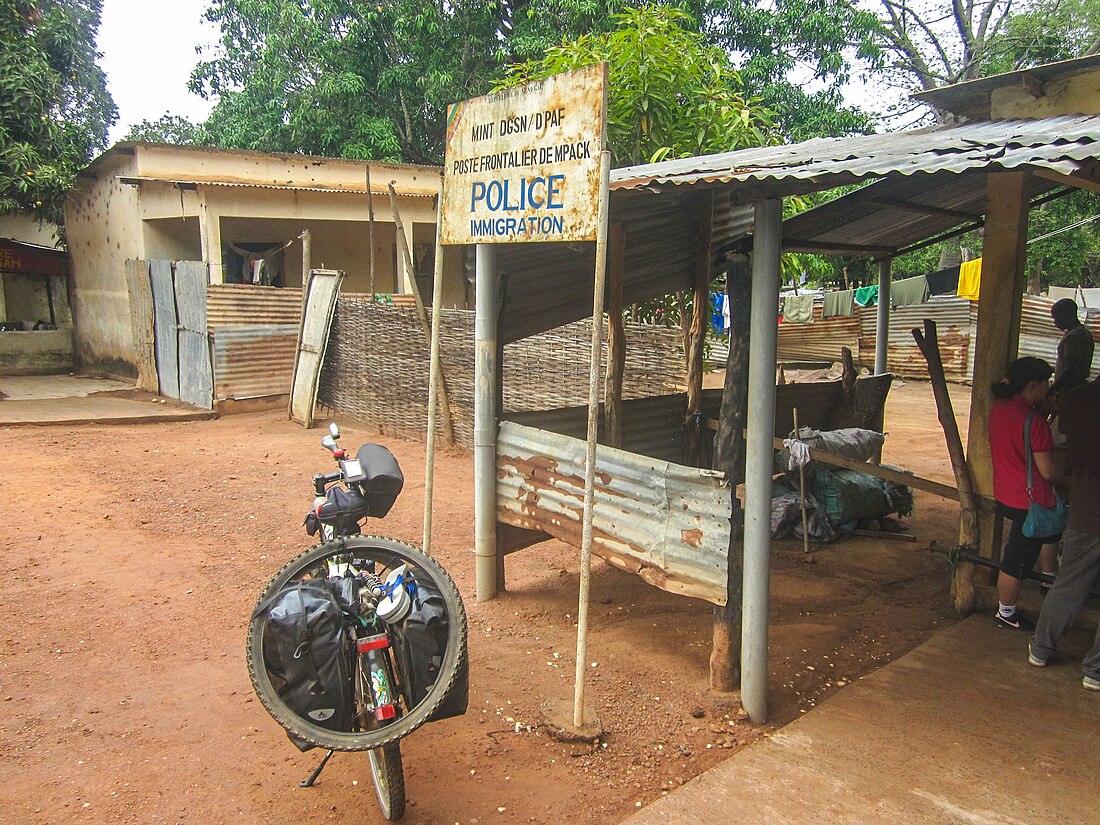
[775,293,1100,383]
[211,324,298,401]
[776,304,860,364]
[496,421,731,605]
[206,284,302,328]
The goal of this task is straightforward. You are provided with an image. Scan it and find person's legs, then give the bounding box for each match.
[1032,528,1100,661]
[1039,543,1058,578]
[997,506,1042,628]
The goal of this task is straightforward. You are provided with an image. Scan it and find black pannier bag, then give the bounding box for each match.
[391,577,468,723]
[260,581,356,751]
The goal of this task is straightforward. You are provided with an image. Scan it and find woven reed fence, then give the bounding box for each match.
[318,298,687,448]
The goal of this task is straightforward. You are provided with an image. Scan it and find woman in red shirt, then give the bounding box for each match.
[988,356,1058,630]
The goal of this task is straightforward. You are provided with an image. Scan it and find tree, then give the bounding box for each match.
[0,0,116,226]
[495,5,777,166]
[191,0,510,163]
[124,114,208,146]
[869,0,1100,114]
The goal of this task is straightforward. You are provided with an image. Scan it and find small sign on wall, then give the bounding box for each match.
[440,64,608,245]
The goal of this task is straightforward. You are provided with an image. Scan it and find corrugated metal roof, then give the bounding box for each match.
[117,175,438,198]
[496,421,730,605]
[611,115,1100,196]
[912,55,1100,119]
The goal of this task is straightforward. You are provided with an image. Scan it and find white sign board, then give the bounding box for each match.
[440,63,607,246]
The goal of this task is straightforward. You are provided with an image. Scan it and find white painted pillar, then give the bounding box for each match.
[473,244,499,602]
[741,198,783,724]
[875,259,891,375]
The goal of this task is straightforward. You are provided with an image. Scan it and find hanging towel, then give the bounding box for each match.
[823,290,855,318]
[722,294,731,331]
[890,275,931,308]
[958,258,982,301]
[854,285,879,307]
[782,293,815,324]
[926,266,960,296]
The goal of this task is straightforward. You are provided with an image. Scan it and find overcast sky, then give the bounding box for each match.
[99,0,217,144]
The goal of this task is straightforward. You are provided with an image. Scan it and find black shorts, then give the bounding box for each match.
[997,502,1061,580]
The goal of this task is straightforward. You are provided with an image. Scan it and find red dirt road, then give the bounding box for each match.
[1,380,967,824]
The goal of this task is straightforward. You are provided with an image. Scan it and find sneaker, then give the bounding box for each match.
[1084,676,1100,691]
[1027,644,1048,667]
[995,611,1034,631]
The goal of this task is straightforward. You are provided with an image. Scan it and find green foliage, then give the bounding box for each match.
[124,114,209,146]
[192,0,513,162]
[0,0,115,226]
[495,5,777,166]
[1027,191,1100,287]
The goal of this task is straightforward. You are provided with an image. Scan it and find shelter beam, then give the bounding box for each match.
[742,198,782,723]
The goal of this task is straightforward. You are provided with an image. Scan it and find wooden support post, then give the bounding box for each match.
[709,252,750,693]
[686,191,715,466]
[604,223,627,449]
[366,165,377,298]
[913,319,982,613]
[388,183,455,446]
[963,171,1031,613]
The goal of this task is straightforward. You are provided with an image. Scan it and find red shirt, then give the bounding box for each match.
[988,394,1055,509]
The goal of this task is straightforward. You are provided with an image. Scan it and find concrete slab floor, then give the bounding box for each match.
[0,374,215,425]
[625,615,1100,825]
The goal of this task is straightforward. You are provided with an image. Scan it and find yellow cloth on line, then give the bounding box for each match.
[958,257,982,301]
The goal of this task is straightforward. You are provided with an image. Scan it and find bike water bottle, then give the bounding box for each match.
[356,634,397,721]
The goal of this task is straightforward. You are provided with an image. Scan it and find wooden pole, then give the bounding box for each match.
[423,181,447,555]
[686,191,715,466]
[573,151,612,729]
[366,165,377,299]
[912,318,982,614]
[709,252,750,693]
[963,171,1031,613]
[388,182,455,445]
[604,223,627,449]
[793,407,810,554]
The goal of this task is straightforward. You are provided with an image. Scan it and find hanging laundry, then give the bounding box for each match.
[957,257,982,301]
[722,293,731,331]
[782,293,815,324]
[854,285,879,307]
[926,265,960,296]
[822,289,855,318]
[890,275,930,308]
[710,292,724,334]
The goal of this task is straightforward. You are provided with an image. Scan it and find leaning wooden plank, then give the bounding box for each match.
[124,259,158,393]
[290,269,345,427]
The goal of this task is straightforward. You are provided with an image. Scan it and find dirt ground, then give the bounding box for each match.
[0,378,973,824]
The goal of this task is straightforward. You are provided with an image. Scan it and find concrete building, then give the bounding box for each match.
[65,143,463,376]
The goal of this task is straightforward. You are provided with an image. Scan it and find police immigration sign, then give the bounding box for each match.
[439,64,607,245]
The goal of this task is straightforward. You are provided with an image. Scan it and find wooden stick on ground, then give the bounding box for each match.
[911,318,981,614]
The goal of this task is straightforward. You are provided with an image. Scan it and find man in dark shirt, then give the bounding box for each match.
[1049,298,1094,397]
[1029,377,1100,690]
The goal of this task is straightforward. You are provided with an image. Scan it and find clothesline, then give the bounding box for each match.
[779,258,982,325]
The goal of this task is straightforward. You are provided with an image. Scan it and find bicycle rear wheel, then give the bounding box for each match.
[247,536,467,751]
[367,743,405,821]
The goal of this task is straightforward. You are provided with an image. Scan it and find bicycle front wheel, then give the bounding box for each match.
[247,536,467,751]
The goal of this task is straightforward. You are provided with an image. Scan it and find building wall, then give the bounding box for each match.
[65,143,466,376]
[143,216,201,262]
[64,151,144,376]
[992,69,1100,118]
[0,213,60,247]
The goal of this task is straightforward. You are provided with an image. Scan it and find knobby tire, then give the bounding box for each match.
[246,536,467,752]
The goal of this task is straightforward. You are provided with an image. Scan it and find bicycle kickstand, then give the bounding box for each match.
[299,749,335,788]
